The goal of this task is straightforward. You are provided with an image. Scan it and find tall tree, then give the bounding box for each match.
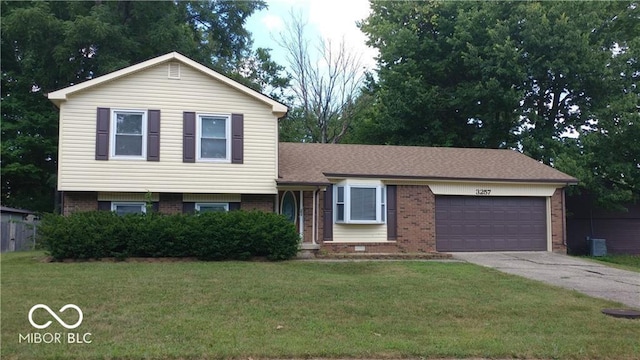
[276,11,364,143]
[1,1,287,212]
[555,3,640,208]
[355,1,523,148]
[358,0,638,208]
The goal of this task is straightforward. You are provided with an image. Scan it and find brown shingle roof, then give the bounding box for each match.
[278,143,577,185]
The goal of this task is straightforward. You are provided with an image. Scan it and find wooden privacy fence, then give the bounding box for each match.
[1,221,37,252]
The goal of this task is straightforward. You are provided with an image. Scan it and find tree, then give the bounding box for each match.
[358,0,638,209]
[555,3,640,209]
[354,1,523,148]
[276,11,364,143]
[1,1,288,212]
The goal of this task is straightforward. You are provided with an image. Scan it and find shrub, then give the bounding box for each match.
[40,211,300,261]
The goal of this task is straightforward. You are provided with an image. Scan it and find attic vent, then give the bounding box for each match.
[168,62,181,79]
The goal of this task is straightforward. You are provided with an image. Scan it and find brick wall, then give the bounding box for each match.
[551,188,567,253]
[396,185,437,252]
[159,193,182,214]
[63,192,98,215]
[241,194,275,212]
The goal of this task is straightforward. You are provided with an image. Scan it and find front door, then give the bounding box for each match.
[280,191,298,231]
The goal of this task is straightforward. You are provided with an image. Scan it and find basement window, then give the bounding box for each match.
[111,202,146,216]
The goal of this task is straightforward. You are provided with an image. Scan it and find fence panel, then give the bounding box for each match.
[1,221,37,252]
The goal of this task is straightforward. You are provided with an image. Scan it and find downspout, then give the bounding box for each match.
[59,191,65,215]
[562,189,567,246]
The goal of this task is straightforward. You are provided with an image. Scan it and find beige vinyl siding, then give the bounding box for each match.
[333,223,388,243]
[58,62,278,194]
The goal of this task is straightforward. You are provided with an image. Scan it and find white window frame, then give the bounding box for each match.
[110,109,147,160]
[335,184,386,224]
[111,202,146,215]
[195,202,229,213]
[196,113,231,163]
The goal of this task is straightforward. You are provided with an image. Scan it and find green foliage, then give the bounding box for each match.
[585,254,640,271]
[357,1,639,209]
[39,211,300,261]
[1,1,288,212]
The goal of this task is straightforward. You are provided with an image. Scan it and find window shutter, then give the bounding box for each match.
[386,185,397,240]
[152,201,160,212]
[96,108,110,160]
[231,113,244,164]
[98,201,111,211]
[229,202,241,211]
[182,202,195,214]
[147,110,160,161]
[323,185,333,241]
[183,112,196,163]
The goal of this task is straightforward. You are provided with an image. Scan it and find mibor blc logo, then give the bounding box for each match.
[19,304,92,344]
[28,304,83,329]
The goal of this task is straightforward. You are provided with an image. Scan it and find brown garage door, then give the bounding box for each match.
[436,196,547,252]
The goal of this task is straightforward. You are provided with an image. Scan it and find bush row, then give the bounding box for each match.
[39,211,300,261]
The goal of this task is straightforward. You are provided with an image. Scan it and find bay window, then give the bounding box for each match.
[335,184,386,224]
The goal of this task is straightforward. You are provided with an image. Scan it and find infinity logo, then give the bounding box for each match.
[28,304,83,330]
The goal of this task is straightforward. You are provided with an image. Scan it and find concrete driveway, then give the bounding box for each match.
[453,252,640,309]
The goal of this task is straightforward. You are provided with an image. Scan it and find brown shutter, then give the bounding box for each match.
[147,110,160,161]
[229,202,241,211]
[98,201,111,211]
[323,185,333,241]
[183,112,196,162]
[231,113,244,164]
[96,108,110,160]
[182,202,195,213]
[387,185,397,240]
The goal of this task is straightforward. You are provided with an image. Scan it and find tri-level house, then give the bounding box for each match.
[49,52,577,254]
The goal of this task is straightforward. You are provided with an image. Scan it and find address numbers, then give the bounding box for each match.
[475,189,491,195]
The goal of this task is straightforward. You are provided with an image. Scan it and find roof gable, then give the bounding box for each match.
[278,143,578,185]
[47,52,287,116]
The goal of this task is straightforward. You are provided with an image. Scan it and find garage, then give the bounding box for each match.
[436,196,547,252]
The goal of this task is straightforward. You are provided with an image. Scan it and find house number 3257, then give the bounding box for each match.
[475,189,491,195]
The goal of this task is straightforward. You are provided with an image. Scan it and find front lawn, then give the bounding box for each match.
[584,254,640,272]
[1,252,638,359]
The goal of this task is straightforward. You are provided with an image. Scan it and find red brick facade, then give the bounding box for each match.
[240,194,275,212]
[159,193,182,214]
[319,185,568,254]
[63,192,276,215]
[63,192,98,215]
[64,186,568,254]
[550,188,567,253]
[322,185,437,253]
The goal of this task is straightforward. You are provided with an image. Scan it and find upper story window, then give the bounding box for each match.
[335,183,386,224]
[111,110,147,159]
[197,114,230,162]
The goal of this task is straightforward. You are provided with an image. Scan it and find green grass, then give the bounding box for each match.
[2,252,638,360]
[584,254,640,272]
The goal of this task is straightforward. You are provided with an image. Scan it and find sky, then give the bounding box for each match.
[245,0,378,75]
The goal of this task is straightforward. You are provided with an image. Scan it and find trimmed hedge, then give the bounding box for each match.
[40,211,300,261]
